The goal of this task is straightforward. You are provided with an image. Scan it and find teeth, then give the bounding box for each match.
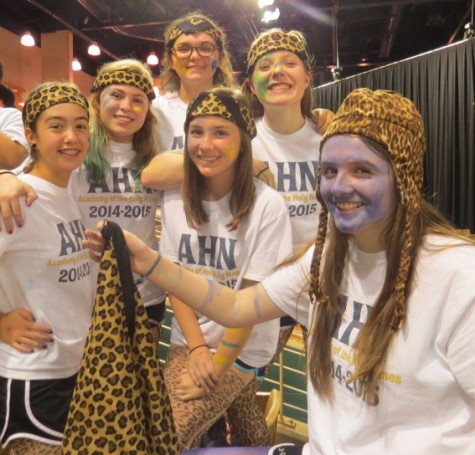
[337,202,362,210]
[116,115,131,122]
[199,155,219,162]
[269,83,290,90]
[60,149,79,156]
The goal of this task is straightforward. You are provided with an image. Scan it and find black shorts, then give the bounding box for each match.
[145,299,166,328]
[0,374,76,446]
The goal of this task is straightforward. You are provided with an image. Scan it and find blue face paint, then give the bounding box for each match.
[320,135,396,251]
[211,59,218,71]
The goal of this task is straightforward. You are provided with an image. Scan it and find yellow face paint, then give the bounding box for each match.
[225,141,239,161]
[133,105,145,114]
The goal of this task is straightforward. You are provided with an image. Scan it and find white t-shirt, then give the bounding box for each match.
[252,117,322,250]
[0,107,28,149]
[263,235,475,454]
[152,91,188,152]
[161,179,293,367]
[68,141,166,307]
[0,174,95,380]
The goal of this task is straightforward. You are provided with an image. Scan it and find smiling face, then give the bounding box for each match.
[171,32,221,88]
[99,84,149,143]
[250,50,310,109]
[187,116,241,196]
[320,135,397,252]
[26,103,89,187]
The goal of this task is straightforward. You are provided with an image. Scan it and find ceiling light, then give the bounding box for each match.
[88,42,101,56]
[72,58,82,71]
[20,31,35,47]
[261,7,280,23]
[258,0,274,8]
[146,51,159,66]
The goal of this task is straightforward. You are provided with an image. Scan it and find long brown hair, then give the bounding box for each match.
[182,87,255,230]
[307,136,475,401]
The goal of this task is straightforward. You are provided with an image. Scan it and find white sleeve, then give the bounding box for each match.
[262,246,313,326]
[0,108,28,148]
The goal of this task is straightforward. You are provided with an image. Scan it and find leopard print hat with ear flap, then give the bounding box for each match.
[62,221,178,454]
[312,88,426,330]
[320,88,426,211]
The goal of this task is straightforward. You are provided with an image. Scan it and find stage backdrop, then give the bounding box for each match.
[314,38,475,233]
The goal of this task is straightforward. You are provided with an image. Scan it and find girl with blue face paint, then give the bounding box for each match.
[99,88,475,455]
[319,135,397,252]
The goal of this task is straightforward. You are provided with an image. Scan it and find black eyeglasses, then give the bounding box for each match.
[172,43,217,58]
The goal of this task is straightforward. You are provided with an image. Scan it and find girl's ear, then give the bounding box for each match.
[24,127,37,146]
[247,77,256,95]
[304,70,311,89]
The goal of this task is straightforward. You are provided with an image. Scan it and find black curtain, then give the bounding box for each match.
[314,38,475,232]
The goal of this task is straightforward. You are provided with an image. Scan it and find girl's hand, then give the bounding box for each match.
[0,309,53,353]
[175,370,207,401]
[187,346,219,392]
[83,228,105,262]
[0,174,37,233]
[311,108,335,135]
[253,159,276,189]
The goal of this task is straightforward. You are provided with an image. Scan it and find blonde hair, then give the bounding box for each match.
[160,11,235,92]
[85,59,158,185]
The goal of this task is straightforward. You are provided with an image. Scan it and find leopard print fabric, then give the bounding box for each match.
[8,438,61,455]
[246,28,310,75]
[91,70,156,100]
[164,346,269,450]
[320,88,426,211]
[62,221,178,455]
[185,91,257,138]
[22,82,89,128]
[312,88,426,330]
[165,16,224,49]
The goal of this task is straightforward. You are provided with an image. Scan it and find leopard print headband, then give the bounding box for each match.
[23,82,89,128]
[91,70,155,100]
[246,29,310,75]
[166,17,224,49]
[185,91,257,139]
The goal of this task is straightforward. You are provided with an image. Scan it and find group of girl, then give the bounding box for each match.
[1,8,473,455]
[0,10,327,454]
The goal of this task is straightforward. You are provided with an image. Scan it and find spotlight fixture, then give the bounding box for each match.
[258,0,274,8]
[261,7,280,23]
[71,58,82,71]
[88,42,101,56]
[20,31,35,47]
[331,67,342,81]
[464,22,475,39]
[146,51,159,66]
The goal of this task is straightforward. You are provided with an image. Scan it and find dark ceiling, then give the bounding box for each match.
[0,0,473,85]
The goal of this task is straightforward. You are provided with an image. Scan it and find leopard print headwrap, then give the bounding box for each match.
[23,82,89,128]
[91,70,155,100]
[246,29,310,75]
[166,16,224,50]
[185,90,257,139]
[312,88,426,330]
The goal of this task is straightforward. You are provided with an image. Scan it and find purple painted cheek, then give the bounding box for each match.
[101,96,116,113]
[211,60,218,71]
